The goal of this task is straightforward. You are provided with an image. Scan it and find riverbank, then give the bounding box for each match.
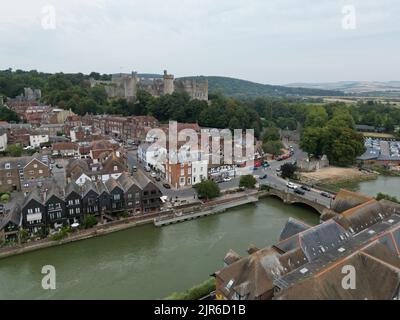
[299,166,378,186]
[0,211,165,260]
[0,191,261,260]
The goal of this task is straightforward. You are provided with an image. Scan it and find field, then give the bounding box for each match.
[362,132,395,139]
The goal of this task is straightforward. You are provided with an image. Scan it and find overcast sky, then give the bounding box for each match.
[1,0,399,84]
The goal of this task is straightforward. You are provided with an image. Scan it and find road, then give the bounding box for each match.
[127,143,333,208]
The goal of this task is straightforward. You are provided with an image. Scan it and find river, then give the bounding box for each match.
[0,176,398,299]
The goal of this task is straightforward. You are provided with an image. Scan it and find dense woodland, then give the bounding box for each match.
[1,69,400,166]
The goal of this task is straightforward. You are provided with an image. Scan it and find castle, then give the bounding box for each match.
[89,70,208,101]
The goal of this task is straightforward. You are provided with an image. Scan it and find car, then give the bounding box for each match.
[163,183,171,189]
[259,174,268,179]
[294,189,305,195]
[145,166,151,172]
[56,164,63,169]
[286,182,298,189]
[155,176,161,182]
[223,177,232,182]
[132,165,137,172]
[301,185,311,191]
[320,192,332,198]
[150,171,157,178]
[262,162,270,168]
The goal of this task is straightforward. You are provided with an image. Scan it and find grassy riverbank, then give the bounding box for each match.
[164,278,216,300]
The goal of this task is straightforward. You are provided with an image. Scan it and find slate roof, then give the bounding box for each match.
[279,218,311,241]
[65,181,81,196]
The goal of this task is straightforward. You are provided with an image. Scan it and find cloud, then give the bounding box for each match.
[0,0,399,83]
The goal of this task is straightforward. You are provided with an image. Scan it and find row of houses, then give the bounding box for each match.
[0,171,162,241]
[86,114,159,143]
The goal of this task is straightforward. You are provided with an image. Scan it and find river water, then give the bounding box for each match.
[0,176,398,299]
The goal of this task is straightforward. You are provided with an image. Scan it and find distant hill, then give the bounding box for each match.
[286,81,400,97]
[179,76,344,98]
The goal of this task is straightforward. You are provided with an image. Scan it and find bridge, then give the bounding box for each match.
[264,187,336,219]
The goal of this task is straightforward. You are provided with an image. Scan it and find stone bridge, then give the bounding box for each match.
[266,188,336,219]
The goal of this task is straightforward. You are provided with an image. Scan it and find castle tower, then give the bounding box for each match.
[124,71,139,101]
[163,70,175,95]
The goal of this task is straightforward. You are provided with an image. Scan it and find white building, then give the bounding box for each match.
[29,134,49,148]
[0,133,7,152]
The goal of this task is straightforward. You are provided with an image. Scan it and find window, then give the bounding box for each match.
[29,171,34,175]
[136,192,140,198]
[39,170,43,174]
[49,213,55,220]
[114,194,120,200]
[28,209,33,214]
[187,177,191,184]
[75,199,80,205]
[151,190,156,195]
[33,164,38,168]
[34,208,41,213]
[69,209,74,215]
[113,165,118,172]
[128,193,133,199]
[144,191,148,196]
[68,200,74,205]
[6,172,11,177]
[56,212,61,219]
[179,177,185,184]
[181,169,184,176]
[7,180,12,184]
[55,203,61,209]
[193,168,196,173]
[135,200,140,205]
[5,163,10,169]
[76,208,80,214]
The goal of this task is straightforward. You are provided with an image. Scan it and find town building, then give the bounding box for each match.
[213,190,400,300]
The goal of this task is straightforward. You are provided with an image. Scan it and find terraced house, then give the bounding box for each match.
[11,172,163,236]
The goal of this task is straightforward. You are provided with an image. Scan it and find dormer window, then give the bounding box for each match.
[5,163,10,169]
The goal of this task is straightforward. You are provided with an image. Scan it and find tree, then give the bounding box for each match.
[262,127,280,142]
[280,163,297,179]
[262,140,284,156]
[305,106,328,128]
[300,127,325,158]
[82,215,98,229]
[239,175,257,189]
[194,180,220,200]
[6,144,23,157]
[0,106,20,122]
[0,193,10,203]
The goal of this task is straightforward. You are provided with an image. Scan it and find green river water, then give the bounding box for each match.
[0,176,398,299]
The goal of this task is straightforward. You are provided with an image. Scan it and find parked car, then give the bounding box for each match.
[294,189,305,195]
[301,185,311,191]
[151,171,157,178]
[56,164,63,169]
[320,192,332,198]
[259,174,268,179]
[145,166,151,172]
[286,182,298,189]
[155,176,161,182]
[223,177,232,182]
[132,165,137,172]
[163,183,171,189]
[262,162,270,168]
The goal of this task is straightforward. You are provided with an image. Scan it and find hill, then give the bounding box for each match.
[179,76,344,98]
[286,81,400,97]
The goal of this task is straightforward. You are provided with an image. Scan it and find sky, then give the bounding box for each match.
[0,0,399,84]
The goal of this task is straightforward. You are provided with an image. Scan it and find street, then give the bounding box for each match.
[127,143,333,208]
